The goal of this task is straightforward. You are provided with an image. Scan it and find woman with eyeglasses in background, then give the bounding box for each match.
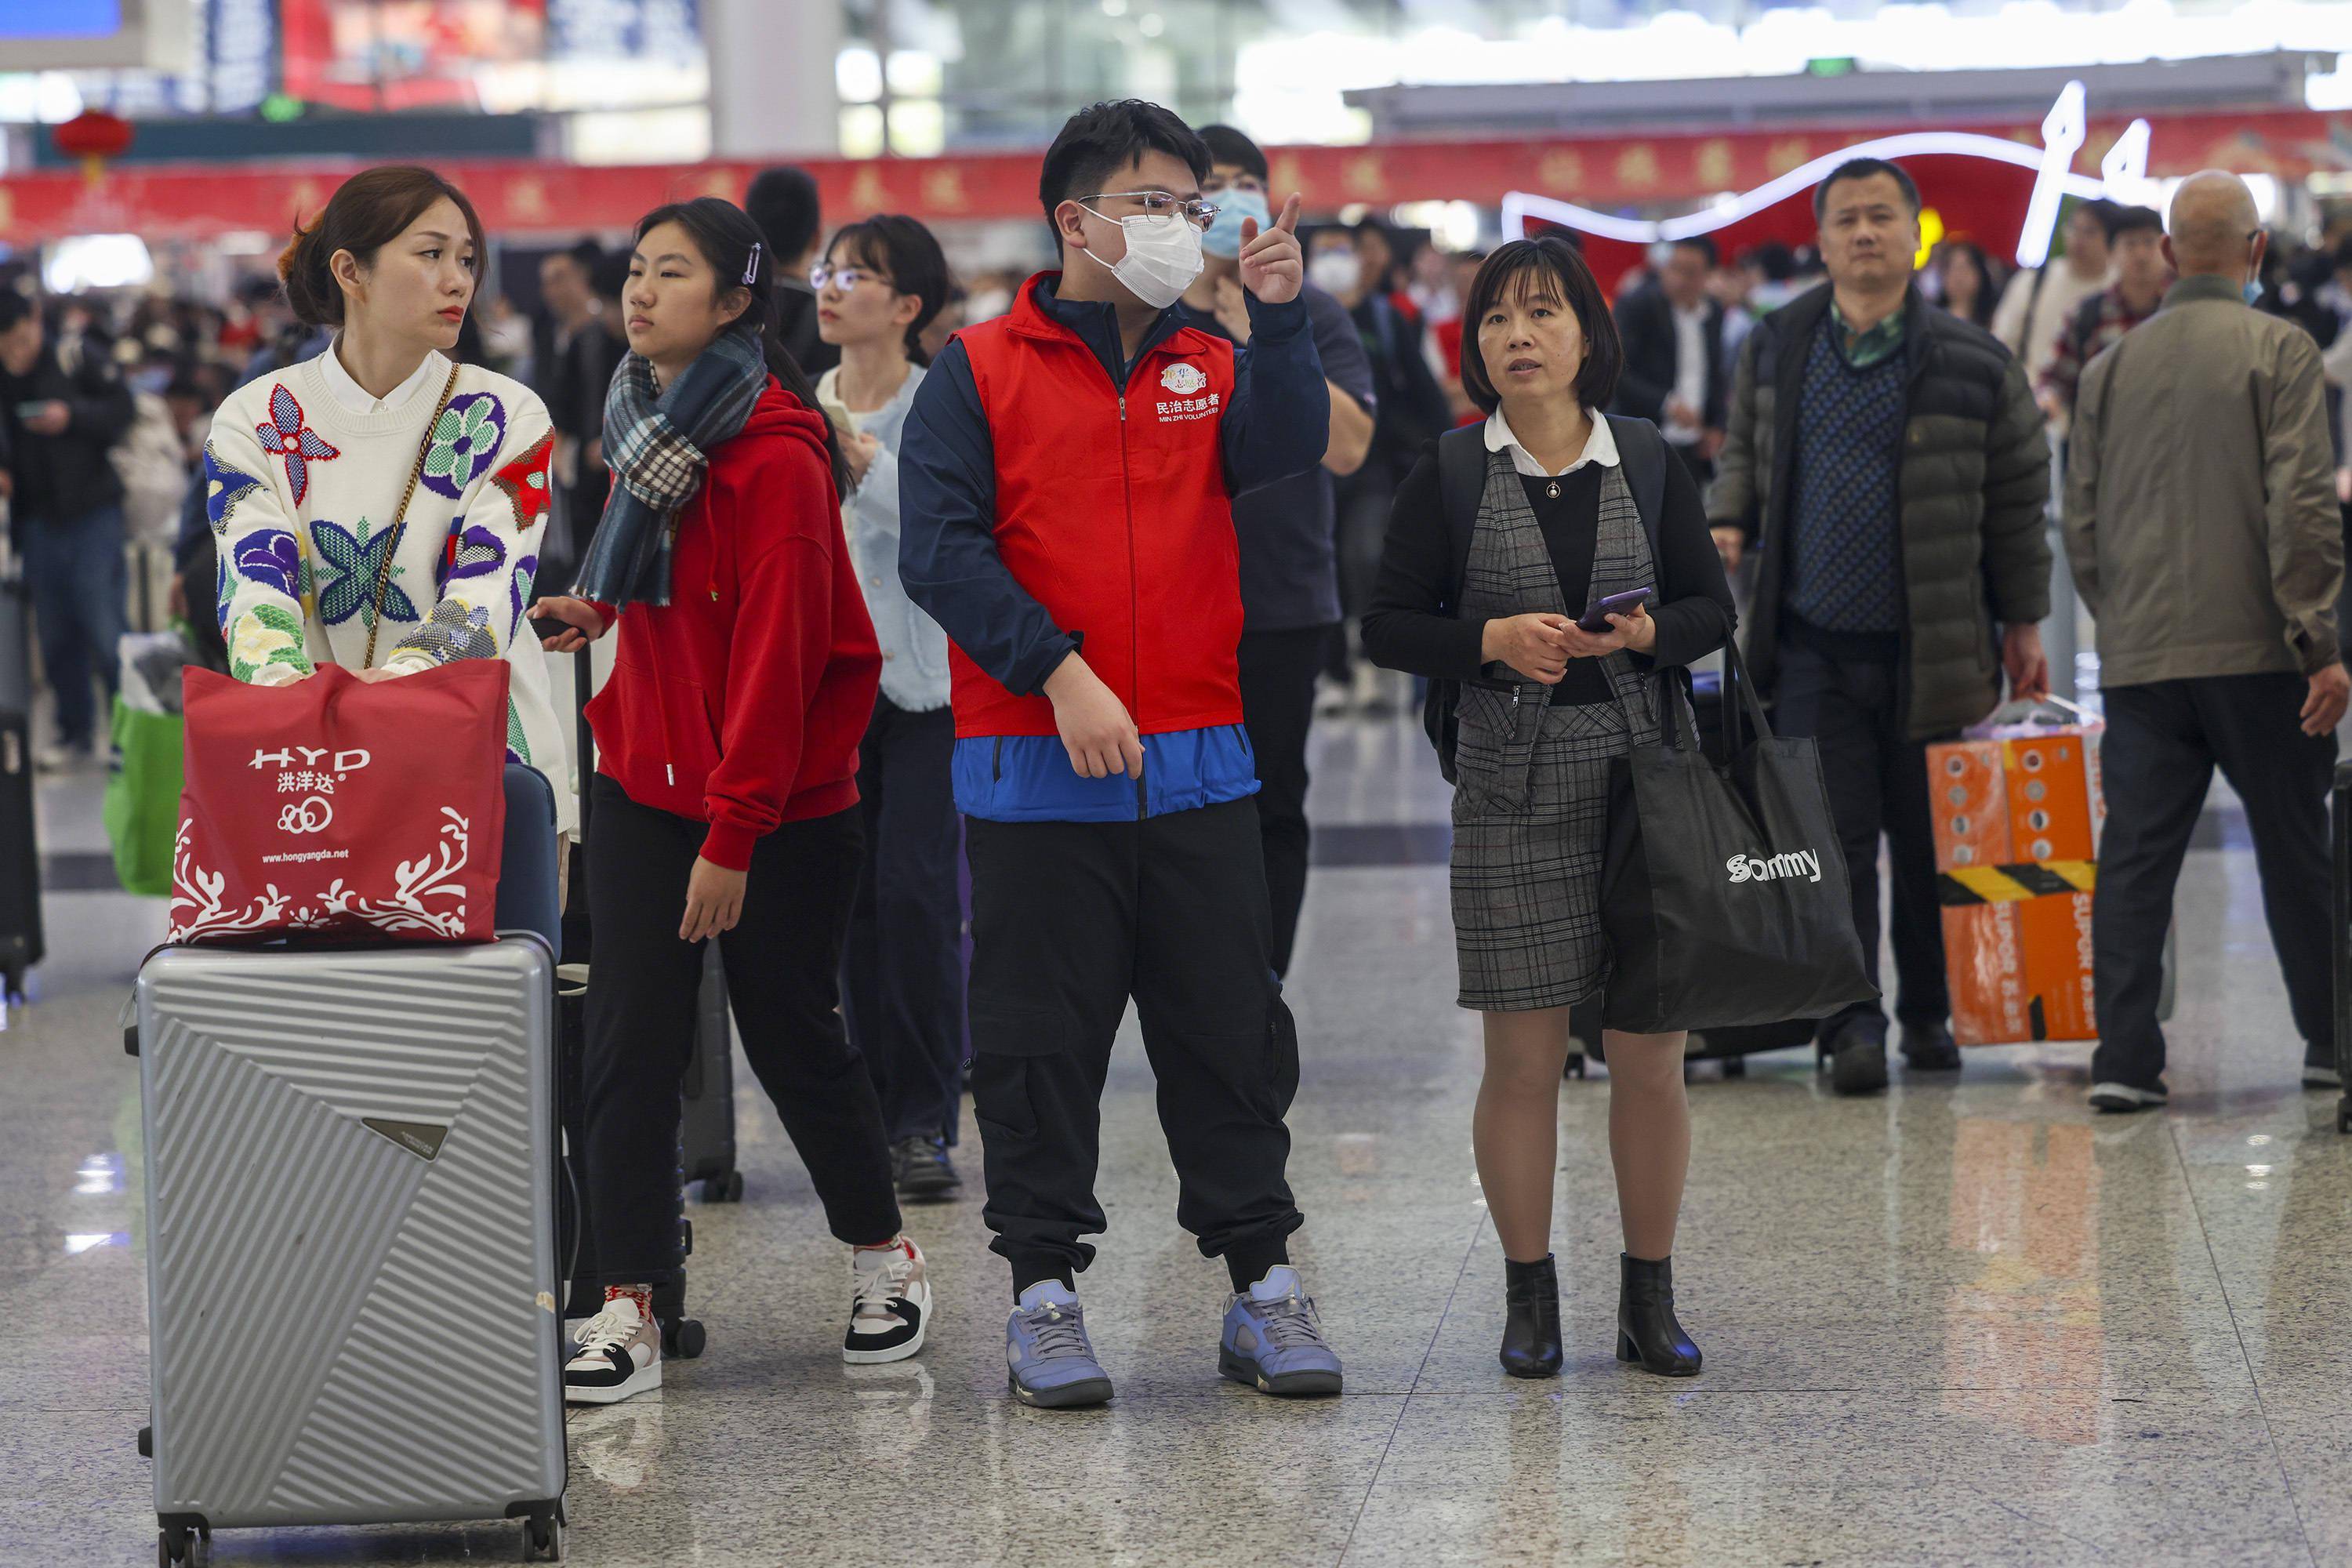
[810,215,969,1204]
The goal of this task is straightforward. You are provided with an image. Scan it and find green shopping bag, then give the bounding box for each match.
[104,691,187,899]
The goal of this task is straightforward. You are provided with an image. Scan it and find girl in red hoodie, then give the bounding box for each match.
[533,198,931,1404]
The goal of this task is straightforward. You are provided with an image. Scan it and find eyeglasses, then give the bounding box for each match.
[810,264,894,292]
[1080,191,1221,230]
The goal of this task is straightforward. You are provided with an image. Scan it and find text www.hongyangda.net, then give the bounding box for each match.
[259,849,351,865]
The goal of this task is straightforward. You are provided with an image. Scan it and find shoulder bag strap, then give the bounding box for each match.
[361,362,464,670]
[1712,626,1778,758]
[1606,415,1667,555]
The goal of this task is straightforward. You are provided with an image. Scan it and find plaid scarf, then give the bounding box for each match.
[572,327,768,607]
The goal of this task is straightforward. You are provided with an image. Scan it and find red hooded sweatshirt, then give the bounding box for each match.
[585,379,880,870]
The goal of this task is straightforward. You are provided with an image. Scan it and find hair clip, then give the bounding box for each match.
[743,241,762,285]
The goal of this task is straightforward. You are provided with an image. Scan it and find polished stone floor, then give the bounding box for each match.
[7,711,2350,1566]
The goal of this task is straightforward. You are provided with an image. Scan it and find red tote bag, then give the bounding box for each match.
[171,661,511,945]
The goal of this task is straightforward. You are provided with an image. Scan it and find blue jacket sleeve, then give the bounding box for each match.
[897,339,1079,697]
[1221,293,1329,495]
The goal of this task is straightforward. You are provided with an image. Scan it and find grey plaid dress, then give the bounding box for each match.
[1450,449,1678,1012]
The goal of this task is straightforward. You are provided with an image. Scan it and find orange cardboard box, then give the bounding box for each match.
[1927,727,2102,1045]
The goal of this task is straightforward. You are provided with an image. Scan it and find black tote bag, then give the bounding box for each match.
[1600,640,1878,1033]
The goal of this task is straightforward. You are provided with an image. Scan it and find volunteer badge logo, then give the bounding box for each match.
[1161,362,1207,396]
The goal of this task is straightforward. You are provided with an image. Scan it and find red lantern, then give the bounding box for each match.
[53,111,135,185]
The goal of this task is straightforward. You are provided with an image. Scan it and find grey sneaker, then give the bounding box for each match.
[1219,1265,1343,1397]
[1005,1280,1113,1409]
[2303,1049,2342,1090]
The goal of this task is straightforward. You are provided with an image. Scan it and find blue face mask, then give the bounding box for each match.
[1202,187,1270,262]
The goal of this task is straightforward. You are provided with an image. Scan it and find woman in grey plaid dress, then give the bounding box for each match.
[1363,237,1733,1383]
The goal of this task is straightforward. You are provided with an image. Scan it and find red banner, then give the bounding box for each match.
[3,107,2346,244]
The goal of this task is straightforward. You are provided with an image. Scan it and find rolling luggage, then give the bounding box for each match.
[682,946,743,1203]
[0,558,41,1001]
[131,938,568,1565]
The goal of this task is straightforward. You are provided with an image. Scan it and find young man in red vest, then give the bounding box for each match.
[900,100,1341,1409]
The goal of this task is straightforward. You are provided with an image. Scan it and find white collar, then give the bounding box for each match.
[1483,407,1619,479]
[319,339,448,417]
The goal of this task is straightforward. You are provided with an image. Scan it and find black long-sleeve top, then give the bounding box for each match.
[1363,432,1735,706]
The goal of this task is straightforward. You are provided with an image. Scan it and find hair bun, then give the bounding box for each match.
[276,215,317,286]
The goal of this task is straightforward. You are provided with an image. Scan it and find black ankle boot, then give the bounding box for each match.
[1616,1253,1701,1377]
[1501,1254,1563,1379]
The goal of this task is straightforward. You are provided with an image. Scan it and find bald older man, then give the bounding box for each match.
[2066,171,2349,1112]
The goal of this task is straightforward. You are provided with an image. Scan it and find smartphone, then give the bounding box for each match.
[528,613,579,645]
[13,401,49,421]
[1577,587,1653,634]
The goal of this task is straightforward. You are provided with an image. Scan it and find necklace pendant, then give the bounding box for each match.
[1545,481,1561,499]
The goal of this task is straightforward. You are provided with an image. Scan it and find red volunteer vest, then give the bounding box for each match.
[949,274,1244,739]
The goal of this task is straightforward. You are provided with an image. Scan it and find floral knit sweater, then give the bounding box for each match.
[206,347,577,833]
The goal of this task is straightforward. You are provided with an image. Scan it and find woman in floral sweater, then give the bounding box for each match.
[206,164,573,834]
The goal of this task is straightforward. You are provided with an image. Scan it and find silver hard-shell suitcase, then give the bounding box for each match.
[133,938,568,1564]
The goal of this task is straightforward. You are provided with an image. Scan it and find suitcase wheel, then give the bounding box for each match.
[158,1524,209,1567]
[136,1424,151,1458]
[2339,1098,2352,1137]
[1563,1052,1585,1080]
[1722,1057,1747,1080]
[700,1168,744,1203]
[662,1316,706,1360]
[522,1506,564,1562]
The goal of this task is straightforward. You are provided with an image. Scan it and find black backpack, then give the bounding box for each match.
[1419,415,1670,782]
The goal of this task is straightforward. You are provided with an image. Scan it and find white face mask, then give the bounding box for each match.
[1079,206,1203,310]
[1309,250,1362,299]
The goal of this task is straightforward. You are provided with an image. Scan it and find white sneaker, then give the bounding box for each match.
[844,1236,931,1363]
[564,1296,662,1404]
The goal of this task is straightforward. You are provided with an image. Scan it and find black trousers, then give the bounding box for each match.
[964,798,1302,1286]
[840,695,967,1145]
[1330,461,1397,680]
[2091,674,2337,1087]
[582,777,900,1287]
[1239,624,1333,978]
[1772,638,1948,1038]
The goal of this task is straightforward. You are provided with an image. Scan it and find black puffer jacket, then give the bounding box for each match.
[1706,282,2051,739]
[0,335,133,531]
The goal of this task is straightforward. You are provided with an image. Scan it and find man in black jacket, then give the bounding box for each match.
[1708,159,2051,1097]
[0,291,134,768]
[746,165,840,379]
[1613,236,1729,488]
[1177,123,1379,978]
